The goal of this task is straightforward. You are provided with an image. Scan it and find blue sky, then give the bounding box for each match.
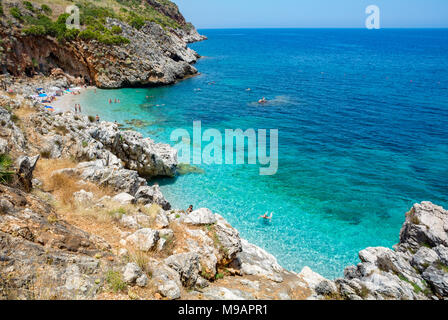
[174,0,448,29]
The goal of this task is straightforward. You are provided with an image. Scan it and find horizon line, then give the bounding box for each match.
[195,26,448,30]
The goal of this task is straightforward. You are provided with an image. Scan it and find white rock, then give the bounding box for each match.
[123,262,142,284]
[136,274,148,287]
[126,228,160,252]
[112,192,135,205]
[184,208,217,225]
[120,215,140,229]
[73,189,94,204]
[158,280,181,300]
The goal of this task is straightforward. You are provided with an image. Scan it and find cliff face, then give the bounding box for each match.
[0,0,206,88]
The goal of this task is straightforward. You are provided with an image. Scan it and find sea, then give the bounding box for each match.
[78,29,448,278]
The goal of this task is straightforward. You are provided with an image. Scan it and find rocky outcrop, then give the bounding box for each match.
[303,202,448,300]
[28,110,178,179]
[0,1,205,88]
[15,155,39,192]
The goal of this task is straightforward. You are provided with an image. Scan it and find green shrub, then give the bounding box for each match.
[0,154,13,184]
[0,5,4,16]
[128,15,145,30]
[215,273,224,280]
[10,7,23,21]
[23,25,46,36]
[41,4,52,15]
[110,25,122,34]
[23,1,34,12]
[106,271,127,293]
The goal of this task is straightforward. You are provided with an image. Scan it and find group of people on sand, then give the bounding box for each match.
[109,98,120,104]
[74,104,82,113]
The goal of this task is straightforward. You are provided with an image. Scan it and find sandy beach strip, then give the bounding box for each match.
[51,86,93,113]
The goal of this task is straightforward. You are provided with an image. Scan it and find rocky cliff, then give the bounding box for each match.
[0,0,206,88]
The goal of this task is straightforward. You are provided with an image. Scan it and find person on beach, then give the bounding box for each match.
[259,212,273,220]
[186,205,193,214]
[114,98,117,103]
[109,99,112,104]
[117,99,120,103]
[74,104,78,113]
[95,115,100,123]
[78,104,82,112]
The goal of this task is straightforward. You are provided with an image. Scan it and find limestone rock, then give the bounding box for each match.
[16,155,40,192]
[135,185,171,210]
[73,190,94,204]
[184,208,216,226]
[231,239,283,283]
[126,228,160,252]
[123,262,142,284]
[112,193,135,205]
[164,252,200,288]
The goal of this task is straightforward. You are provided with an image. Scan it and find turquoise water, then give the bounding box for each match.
[78,29,448,278]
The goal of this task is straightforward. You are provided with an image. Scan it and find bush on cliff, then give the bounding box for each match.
[10,7,23,21]
[40,4,52,16]
[23,1,35,13]
[0,153,13,184]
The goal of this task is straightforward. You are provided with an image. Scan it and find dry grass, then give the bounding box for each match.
[14,105,38,119]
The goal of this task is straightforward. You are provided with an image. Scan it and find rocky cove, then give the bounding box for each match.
[1,72,448,300]
[0,1,447,301]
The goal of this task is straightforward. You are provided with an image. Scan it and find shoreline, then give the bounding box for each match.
[51,86,93,113]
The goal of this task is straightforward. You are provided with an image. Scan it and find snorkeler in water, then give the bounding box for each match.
[259,212,273,220]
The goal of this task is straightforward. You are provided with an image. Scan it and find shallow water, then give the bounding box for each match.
[79,29,448,278]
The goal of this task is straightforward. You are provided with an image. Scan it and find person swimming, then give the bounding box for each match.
[258,97,268,104]
[259,212,273,220]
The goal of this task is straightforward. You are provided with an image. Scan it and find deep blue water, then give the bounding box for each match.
[78,29,448,278]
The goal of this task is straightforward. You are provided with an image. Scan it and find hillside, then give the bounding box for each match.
[0,0,206,88]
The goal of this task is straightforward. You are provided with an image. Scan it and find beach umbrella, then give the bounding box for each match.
[38,93,47,97]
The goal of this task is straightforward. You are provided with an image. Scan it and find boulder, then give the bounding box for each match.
[158,280,181,300]
[112,192,135,205]
[411,247,440,272]
[164,252,200,288]
[123,262,142,284]
[120,215,140,229]
[400,202,448,250]
[0,138,8,154]
[434,246,448,265]
[73,190,94,204]
[135,185,171,210]
[184,208,216,226]
[126,228,160,252]
[422,266,448,296]
[77,161,146,195]
[231,239,283,283]
[154,209,170,228]
[16,155,40,192]
[213,217,242,263]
